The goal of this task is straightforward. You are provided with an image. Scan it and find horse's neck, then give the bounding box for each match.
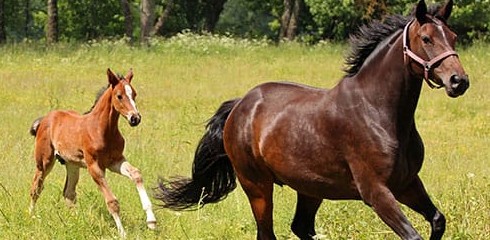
[347,32,423,132]
[87,88,120,135]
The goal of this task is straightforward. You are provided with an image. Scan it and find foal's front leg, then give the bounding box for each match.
[87,162,126,238]
[109,159,157,229]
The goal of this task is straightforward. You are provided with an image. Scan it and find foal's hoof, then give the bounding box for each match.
[147,221,157,230]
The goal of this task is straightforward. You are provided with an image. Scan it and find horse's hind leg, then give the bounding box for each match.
[109,160,156,229]
[63,162,80,207]
[396,176,446,240]
[29,141,55,215]
[236,170,275,240]
[291,193,322,239]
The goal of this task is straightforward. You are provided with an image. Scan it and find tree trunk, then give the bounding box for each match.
[140,0,155,44]
[0,0,6,44]
[151,0,174,36]
[280,0,302,41]
[47,0,58,44]
[25,0,31,38]
[202,0,227,33]
[120,0,133,42]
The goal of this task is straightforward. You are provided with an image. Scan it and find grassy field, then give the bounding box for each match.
[0,35,488,239]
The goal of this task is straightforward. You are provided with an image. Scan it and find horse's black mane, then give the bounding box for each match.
[344,3,444,77]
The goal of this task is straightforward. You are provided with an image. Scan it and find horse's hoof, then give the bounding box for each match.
[147,221,157,230]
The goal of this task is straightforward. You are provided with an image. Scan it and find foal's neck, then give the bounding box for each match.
[88,88,120,134]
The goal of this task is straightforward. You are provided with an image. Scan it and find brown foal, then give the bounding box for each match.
[29,68,156,237]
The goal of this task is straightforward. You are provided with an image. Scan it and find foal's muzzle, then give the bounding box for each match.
[129,113,141,127]
[447,74,469,97]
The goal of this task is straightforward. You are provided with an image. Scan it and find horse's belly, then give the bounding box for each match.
[270,161,361,200]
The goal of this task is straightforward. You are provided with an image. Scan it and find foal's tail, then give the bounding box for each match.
[155,98,241,210]
[29,117,44,136]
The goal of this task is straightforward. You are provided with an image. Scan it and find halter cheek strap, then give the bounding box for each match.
[402,19,458,89]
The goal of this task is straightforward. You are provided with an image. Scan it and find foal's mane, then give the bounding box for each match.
[84,73,125,114]
[344,3,445,77]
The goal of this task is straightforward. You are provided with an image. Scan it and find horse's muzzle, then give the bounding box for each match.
[447,74,469,97]
[129,113,141,127]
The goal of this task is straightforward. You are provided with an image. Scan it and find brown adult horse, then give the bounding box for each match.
[29,69,156,237]
[156,0,469,239]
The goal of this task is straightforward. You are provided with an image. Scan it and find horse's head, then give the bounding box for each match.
[404,0,469,97]
[107,68,141,127]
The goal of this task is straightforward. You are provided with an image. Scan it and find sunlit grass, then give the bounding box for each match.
[0,36,488,239]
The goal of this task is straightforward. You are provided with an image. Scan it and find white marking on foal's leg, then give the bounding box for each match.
[111,212,126,238]
[114,161,157,229]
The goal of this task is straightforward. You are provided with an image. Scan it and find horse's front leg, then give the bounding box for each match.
[87,162,126,238]
[351,164,421,239]
[109,160,157,229]
[396,176,446,240]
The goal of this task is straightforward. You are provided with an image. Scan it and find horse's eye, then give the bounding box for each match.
[117,95,123,100]
[421,35,431,44]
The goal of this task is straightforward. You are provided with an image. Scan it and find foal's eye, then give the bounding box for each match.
[421,35,431,44]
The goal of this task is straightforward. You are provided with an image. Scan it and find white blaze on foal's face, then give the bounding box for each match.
[124,84,138,115]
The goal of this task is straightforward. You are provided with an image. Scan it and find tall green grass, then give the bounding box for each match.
[0,36,488,239]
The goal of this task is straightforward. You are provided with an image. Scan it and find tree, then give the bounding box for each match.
[47,0,58,43]
[140,0,155,43]
[0,0,6,43]
[120,0,133,41]
[152,0,174,36]
[202,0,227,32]
[280,0,302,40]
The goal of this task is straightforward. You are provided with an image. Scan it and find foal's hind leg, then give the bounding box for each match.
[396,176,446,240]
[291,193,322,239]
[29,143,56,215]
[63,162,80,207]
[109,160,157,229]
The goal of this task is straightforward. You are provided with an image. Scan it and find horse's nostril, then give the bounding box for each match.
[450,75,461,84]
[130,115,141,126]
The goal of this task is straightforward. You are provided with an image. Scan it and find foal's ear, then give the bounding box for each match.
[125,68,133,83]
[415,0,428,23]
[107,68,119,86]
[437,0,453,20]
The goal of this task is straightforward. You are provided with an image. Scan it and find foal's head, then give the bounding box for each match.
[406,0,469,97]
[107,68,141,127]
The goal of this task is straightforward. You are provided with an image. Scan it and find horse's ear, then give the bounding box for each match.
[438,0,453,20]
[107,68,119,86]
[125,68,133,82]
[415,0,428,23]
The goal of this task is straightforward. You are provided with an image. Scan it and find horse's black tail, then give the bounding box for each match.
[155,98,241,210]
[29,117,44,136]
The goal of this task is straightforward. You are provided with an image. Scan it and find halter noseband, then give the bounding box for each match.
[402,18,458,89]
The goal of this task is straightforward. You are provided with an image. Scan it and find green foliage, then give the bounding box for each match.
[1,0,490,44]
[304,0,362,41]
[215,0,277,39]
[58,0,126,41]
[450,0,490,44]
